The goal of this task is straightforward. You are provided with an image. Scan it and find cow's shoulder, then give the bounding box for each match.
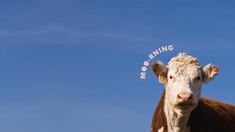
[188,97,235,132]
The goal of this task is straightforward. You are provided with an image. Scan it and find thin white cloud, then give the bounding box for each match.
[0,26,155,43]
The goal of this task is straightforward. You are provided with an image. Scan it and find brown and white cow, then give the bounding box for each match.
[151,53,235,132]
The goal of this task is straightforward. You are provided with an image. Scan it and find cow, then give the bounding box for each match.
[151,53,235,132]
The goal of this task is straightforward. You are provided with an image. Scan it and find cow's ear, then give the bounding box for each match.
[202,64,219,83]
[151,61,168,84]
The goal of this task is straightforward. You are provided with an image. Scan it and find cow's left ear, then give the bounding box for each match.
[202,64,219,83]
[151,61,168,84]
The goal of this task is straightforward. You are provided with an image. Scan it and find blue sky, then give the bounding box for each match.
[0,0,235,132]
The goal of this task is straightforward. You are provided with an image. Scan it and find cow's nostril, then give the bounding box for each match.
[177,94,182,99]
[189,94,193,100]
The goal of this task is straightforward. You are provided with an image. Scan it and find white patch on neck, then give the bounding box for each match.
[158,127,164,132]
[164,97,191,132]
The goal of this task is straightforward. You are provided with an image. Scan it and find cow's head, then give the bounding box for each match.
[152,53,219,111]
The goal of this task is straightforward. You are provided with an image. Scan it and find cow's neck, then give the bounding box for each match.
[164,93,191,132]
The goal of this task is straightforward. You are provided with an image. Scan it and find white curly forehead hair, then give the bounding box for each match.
[166,54,201,84]
[167,53,201,81]
[168,53,200,68]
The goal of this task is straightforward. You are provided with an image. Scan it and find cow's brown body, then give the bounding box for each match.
[151,91,235,132]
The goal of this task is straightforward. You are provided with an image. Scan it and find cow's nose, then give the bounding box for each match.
[176,92,193,103]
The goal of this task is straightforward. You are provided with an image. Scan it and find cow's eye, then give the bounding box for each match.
[197,76,201,80]
[195,76,201,81]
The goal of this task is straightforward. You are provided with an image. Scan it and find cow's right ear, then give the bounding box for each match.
[151,61,168,84]
[202,64,219,83]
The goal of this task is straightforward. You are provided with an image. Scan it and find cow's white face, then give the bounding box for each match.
[166,64,202,111]
[152,53,219,112]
